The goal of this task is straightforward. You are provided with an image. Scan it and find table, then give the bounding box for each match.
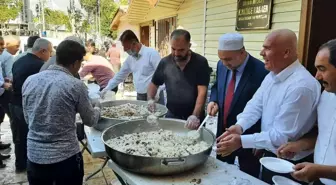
[84,126,109,184]
[84,126,106,158]
[108,157,269,185]
[84,126,269,185]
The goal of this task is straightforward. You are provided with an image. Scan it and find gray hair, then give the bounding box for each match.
[64,36,84,46]
[32,38,51,52]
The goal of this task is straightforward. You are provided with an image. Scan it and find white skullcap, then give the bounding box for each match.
[218,33,244,51]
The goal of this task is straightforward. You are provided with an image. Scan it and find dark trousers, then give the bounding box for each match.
[137,92,165,105]
[0,90,12,123]
[313,179,325,185]
[217,149,260,178]
[9,104,28,170]
[27,152,84,185]
[261,150,314,185]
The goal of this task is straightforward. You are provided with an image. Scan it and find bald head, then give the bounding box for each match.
[268,29,298,54]
[4,35,20,55]
[260,29,298,74]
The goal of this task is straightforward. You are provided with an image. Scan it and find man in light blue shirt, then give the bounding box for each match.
[0,36,13,168]
[0,35,21,79]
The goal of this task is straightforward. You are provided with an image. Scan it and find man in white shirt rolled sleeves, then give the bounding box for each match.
[277,39,336,185]
[100,30,164,104]
[216,29,321,184]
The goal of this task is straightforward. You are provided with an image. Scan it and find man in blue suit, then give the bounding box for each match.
[208,33,268,178]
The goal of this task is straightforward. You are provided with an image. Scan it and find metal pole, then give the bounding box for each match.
[41,0,45,35]
[97,0,101,37]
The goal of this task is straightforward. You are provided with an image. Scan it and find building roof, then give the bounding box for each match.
[110,5,129,31]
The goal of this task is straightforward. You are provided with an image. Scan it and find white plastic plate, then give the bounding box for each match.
[272,175,301,185]
[260,157,295,174]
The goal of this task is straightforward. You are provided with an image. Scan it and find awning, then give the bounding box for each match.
[127,0,184,23]
[110,6,128,31]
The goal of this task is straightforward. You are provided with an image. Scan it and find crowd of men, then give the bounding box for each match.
[0,28,335,185]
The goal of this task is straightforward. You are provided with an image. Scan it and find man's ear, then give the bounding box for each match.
[284,48,290,59]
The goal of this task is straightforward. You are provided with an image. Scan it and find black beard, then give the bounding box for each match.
[174,55,189,63]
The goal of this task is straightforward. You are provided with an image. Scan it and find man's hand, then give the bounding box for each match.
[3,82,12,90]
[216,125,243,143]
[292,162,321,183]
[100,88,108,99]
[91,98,101,109]
[216,134,242,157]
[4,78,12,83]
[185,115,200,130]
[277,142,302,160]
[207,102,218,116]
[147,99,156,113]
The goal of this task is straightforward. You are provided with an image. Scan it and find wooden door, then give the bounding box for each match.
[299,0,336,75]
[140,26,150,47]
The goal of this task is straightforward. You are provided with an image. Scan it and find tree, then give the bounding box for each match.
[100,0,118,37]
[44,8,70,31]
[68,8,84,33]
[0,0,23,22]
[119,0,129,5]
[79,0,119,38]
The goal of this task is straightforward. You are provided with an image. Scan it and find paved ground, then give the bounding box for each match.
[0,116,121,185]
[0,87,134,185]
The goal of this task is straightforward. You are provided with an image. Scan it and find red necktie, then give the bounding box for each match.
[223,70,236,127]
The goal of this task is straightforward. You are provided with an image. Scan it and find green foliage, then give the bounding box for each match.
[79,0,118,37]
[79,0,97,16]
[44,8,70,30]
[119,0,128,5]
[68,8,85,33]
[100,0,118,37]
[79,19,91,33]
[0,0,23,22]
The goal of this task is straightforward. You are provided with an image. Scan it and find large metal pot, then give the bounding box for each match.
[101,119,215,175]
[94,100,168,131]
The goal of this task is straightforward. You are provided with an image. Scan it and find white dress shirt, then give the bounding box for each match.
[105,45,161,94]
[237,60,321,160]
[315,91,336,185]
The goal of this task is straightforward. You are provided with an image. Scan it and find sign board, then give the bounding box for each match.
[236,0,273,31]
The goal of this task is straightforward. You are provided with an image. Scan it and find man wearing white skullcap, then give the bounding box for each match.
[208,32,268,178]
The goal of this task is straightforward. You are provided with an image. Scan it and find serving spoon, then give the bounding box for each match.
[187,115,210,140]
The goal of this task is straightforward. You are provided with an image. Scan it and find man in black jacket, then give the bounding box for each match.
[10,38,52,172]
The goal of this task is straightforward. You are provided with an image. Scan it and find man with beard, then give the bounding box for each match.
[207,33,268,178]
[147,29,211,129]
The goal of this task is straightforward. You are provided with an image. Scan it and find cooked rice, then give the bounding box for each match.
[102,103,161,120]
[106,129,209,157]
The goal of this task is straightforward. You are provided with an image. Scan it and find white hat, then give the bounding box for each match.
[218,33,244,51]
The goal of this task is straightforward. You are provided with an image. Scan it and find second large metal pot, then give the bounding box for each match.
[101,118,215,175]
[94,100,168,131]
